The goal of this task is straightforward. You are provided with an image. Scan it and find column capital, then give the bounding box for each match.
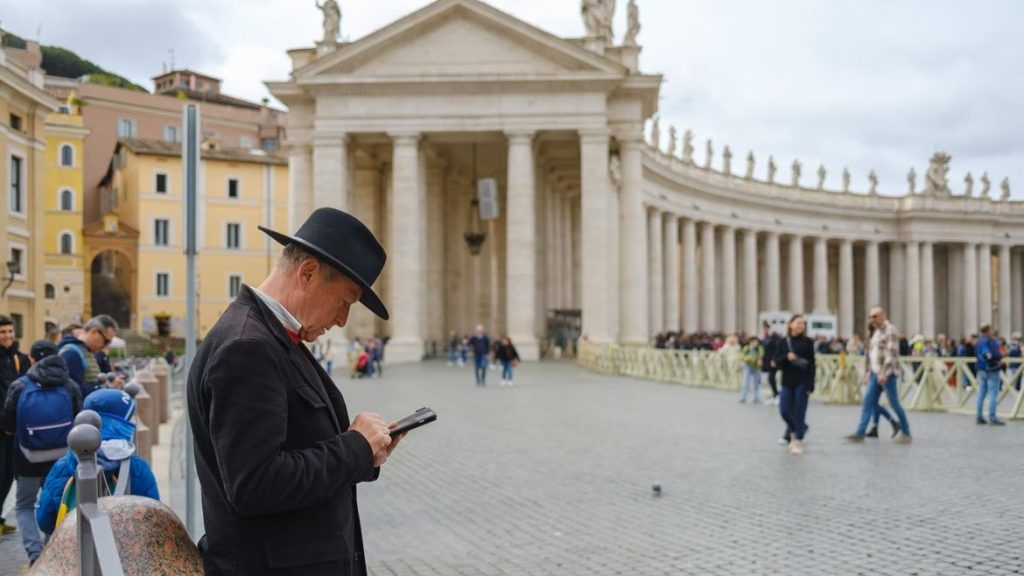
[388,131,421,146]
[312,134,348,147]
[579,128,611,143]
[505,130,536,144]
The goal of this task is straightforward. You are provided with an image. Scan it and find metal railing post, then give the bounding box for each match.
[69,411,125,576]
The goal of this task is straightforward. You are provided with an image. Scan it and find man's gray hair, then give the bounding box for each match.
[276,244,339,281]
[84,314,119,334]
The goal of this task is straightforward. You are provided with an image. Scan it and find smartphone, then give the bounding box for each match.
[389,407,437,436]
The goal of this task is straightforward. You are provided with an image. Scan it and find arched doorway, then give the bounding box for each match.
[90,250,133,328]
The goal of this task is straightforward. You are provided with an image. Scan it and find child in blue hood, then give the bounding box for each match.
[36,388,160,535]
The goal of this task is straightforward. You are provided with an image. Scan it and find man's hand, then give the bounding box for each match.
[379,422,406,467]
[349,412,392,466]
[787,352,797,362]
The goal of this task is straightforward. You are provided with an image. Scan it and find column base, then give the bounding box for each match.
[384,338,425,364]
[510,337,539,362]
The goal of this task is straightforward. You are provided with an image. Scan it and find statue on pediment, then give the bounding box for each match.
[649,117,660,149]
[582,0,616,43]
[609,153,623,190]
[667,126,678,157]
[624,0,641,46]
[682,130,695,164]
[816,165,826,190]
[745,151,755,180]
[704,139,714,169]
[868,170,879,195]
[980,172,991,197]
[923,151,951,196]
[722,146,733,175]
[767,156,777,184]
[842,168,850,193]
[1001,177,1011,201]
[907,167,917,194]
[963,172,974,197]
[791,159,802,187]
[317,0,342,44]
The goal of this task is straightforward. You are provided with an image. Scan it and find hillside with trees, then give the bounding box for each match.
[1,30,146,92]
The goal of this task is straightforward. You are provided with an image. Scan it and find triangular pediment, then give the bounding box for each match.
[296,0,625,80]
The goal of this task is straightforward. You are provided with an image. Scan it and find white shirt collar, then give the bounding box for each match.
[251,287,302,333]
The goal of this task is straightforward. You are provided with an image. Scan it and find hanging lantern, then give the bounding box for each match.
[464,198,486,255]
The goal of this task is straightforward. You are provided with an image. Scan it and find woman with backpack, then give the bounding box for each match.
[494,336,520,387]
[1,340,81,566]
[739,336,764,403]
[36,388,159,537]
[775,315,815,455]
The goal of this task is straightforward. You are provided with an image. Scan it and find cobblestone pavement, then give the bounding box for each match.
[345,361,1024,576]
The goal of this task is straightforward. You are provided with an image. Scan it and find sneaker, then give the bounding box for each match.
[1,524,16,536]
[990,419,1006,426]
[892,432,913,443]
[778,436,789,446]
[865,426,878,438]
[976,417,988,425]
[889,419,900,438]
[844,434,866,442]
[789,440,804,455]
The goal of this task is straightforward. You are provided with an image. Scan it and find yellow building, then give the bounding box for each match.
[42,99,88,330]
[0,40,60,342]
[86,139,288,338]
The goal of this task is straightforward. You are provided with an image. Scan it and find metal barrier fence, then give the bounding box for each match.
[68,411,126,576]
[576,341,1024,419]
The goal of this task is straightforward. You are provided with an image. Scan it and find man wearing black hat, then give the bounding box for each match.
[188,208,403,576]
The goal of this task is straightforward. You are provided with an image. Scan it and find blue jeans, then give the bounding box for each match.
[977,370,1001,421]
[779,384,809,441]
[740,365,761,402]
[873,404,893,426]
[856,373,911,436]
[501,361,513,381]
[16,475,45,562]
[474,355,488,385]
[449,347,457,363]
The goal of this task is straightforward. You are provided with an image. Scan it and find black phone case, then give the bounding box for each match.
[390,407,437,436]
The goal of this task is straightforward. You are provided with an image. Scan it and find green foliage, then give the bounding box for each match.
[39,45,147,92]
[1,31,27,49]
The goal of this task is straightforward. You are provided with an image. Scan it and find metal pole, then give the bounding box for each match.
[183,104,200,538]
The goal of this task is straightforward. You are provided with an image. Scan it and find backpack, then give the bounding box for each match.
[55,459,131,529]
[16,377,75,463]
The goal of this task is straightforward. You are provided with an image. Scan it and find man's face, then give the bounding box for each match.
[295,265,362,343]
[0,325,13,349]
[868,309,886,328]
[84,326,115,353]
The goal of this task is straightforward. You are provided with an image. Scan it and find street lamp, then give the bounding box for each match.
[1,259,19,298]
[463,198,486,256]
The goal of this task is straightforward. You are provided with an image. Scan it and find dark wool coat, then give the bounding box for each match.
[188,286,377,576]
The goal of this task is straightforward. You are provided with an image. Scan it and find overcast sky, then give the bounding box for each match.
[3,0,1023,197]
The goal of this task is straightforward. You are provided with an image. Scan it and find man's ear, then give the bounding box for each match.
[297,257,319,285]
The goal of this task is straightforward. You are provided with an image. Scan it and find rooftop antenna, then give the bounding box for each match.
[169,49,175,71]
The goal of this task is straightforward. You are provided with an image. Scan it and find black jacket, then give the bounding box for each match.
[2,355,81,477]
[776,334,816,391]
[494,342,519,363]
[761,333,781,371]
[0,344,29,400]
[188,286,377,576]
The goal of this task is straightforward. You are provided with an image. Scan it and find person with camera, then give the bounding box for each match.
[775,314,815,455]
[974,324,1006,426]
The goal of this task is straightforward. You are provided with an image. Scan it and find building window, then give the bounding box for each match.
[229,275,242,299]
[240,136,253,149]
[60,189,74,211]
[60,233,73,255]
[10,314,23,339]
[156,273,170,297]
[226,223,241,249]
[9,114,22,132]
[60,145,75,167]
[9,248,22,275]
[261,138,279,152]
[155,173,168,194]
[154,219,170,246]
[163,125,178,143]
[9,156,23,214]
[45,284,55,299]
[227,178,239,199]
[117,118,136,139]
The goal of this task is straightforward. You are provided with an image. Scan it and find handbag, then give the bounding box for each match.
[786,337,811,370]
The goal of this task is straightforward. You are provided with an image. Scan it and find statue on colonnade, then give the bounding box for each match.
[791,159,802,187]
[868,170,879,195]
[767,156,777,183]
[722,146,733,175]
[649,117,661,149]
[964,172,974,197]
[745,151,755,180]
[841,168,851,193]
[1001,177,1011,201]
[980,172,991,197]
[704,139,713,169]
[623,0,641,46]
[907,167,917,194]
[923,152,951,196]
[816,165,826,190]
[582,0,616,43]
[682,130,695,164]
[316,0,342,44]
[667,126,678,157]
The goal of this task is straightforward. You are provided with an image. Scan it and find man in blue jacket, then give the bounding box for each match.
[468,324,491,387]
[974,325,1006,426]
[58,315,122,399]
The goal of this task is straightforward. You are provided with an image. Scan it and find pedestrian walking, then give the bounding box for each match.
[58,315,123,399]
[861,321,900,439]
[846,307,913,443]
[0,315,29,538]
[494,336,520,386]
[448,331,460,366]
[468,325,491,386]
[739,336,763,403]
[1,340,81,566]
[188,208,404,575]
[761,323,781,404]
[974,325,1006,425]
[776,315,815,455]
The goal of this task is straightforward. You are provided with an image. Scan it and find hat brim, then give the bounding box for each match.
[259,226,390,320]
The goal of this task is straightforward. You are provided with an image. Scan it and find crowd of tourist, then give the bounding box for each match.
[447,326,521,387]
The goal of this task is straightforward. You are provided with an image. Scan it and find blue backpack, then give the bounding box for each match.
[16,378,74,463]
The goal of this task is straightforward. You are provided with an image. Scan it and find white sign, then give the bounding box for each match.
[477,178,499,220]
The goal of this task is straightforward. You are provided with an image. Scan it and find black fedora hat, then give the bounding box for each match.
[259,208,389,320]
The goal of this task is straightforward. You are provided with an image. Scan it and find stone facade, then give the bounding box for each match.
[270,0,1023,362]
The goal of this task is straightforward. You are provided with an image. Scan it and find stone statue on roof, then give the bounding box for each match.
[791,159,802,187]
[907,167,917,194]
[722,146,733,176]
[316,0,341,44]
[745,151,755,180]
[649,117,660,149]
[923,152,951,196]
[667,126,678,157]
[704,140,713,169]
[816,165,826,190]
[682,130,695,164]
[624,0,641,46]
[964,172,974,197]
[868,170,879,195]
[842,168,850,193]
[980,172,991,198]
[1001,177,1011,201]
[582,0,616,43]
[767,156,777,184]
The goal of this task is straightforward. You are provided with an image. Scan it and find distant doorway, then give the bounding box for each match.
[90,251,132,328]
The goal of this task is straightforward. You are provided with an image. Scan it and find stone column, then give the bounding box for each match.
[701,222,717,331]
[288,144,313,232]
[999,244,1012,335]
[839,239,854,337]
[963,243,978,335]
[505,132,539,359]
[721,227,737,333]
[647,207,664,336]
[742,229,759,334]
[1013,249,1024,335]
[563,194,575,309]
[681,219,698,332]
[387,133,424,362]
[313,135,348,211]
[904,242,921,336]
[619,135,648,343]
[765,231,781,311]
[580,130,613,342]
[865,241,880,309]
[921,242,935,338]
[813,236,828,313]
[788,235,804,313]
[888,243,905,329]
[979,244,993,326]
[663,214,680,332]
